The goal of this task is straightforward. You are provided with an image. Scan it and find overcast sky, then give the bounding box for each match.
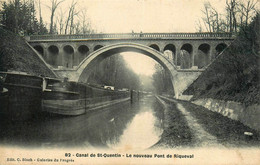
[38,0,228,33]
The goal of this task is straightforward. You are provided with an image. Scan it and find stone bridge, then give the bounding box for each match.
[26,33,235,97]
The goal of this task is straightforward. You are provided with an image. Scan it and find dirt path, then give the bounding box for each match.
[157,96,222,148]
[175,101,221,147]
[156,96,260,148]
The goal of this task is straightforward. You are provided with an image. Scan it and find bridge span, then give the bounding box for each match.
[26,32,235,97]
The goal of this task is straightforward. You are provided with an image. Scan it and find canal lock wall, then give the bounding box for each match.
[192,98,260,132]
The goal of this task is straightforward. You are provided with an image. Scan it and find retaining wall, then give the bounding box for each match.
[192,98,260,132]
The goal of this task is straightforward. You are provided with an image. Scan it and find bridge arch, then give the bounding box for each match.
[164,44,176,54]
[33,45,44,56]
[181,43,193,54]
[149,44,160,51]
[75,43,178,92]
[78,45,89,54]
[163,44,176,62]
[215,43,227,57]
[78,45,90,62]
[48,45,59,67]
[63,45,75,68]
[94,45,104,51]
[195,43,210,69]
[179,43,193,69]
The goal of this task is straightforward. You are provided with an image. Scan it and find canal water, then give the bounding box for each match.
[0,95,164,150]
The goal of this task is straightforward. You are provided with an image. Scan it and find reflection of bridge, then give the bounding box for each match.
[26,33,235,97]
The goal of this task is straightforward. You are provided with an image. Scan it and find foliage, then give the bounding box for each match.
[152,64,174,95]
[0,27,56,77]
[0,0,47,35]
[88,55,140,90]
[197,0,258,33]
[185,13,260,106]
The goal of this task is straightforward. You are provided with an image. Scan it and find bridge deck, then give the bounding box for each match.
[26,32,235,41]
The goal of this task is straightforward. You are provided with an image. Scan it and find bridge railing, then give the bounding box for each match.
[27,32,234,41]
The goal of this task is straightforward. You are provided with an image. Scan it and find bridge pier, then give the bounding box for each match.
[171,71,202,98]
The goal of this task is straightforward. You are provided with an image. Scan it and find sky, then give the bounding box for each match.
[38,0,228,33]
[120,52,158,76]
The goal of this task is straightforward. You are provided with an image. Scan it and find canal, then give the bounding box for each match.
[0,95,164,150]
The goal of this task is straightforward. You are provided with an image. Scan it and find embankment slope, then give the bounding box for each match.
[0,28,56,78]
[184,14,260,107]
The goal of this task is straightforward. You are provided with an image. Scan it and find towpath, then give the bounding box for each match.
[155,96,260,148]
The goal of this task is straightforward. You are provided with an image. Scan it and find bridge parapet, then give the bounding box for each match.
[26,32,235,41]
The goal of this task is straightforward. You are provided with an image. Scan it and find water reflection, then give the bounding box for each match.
[0,96,164,149]
[108,110,163,151]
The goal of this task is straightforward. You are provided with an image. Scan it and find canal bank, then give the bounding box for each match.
[156,96,260,148]
[192,99,260,132]
[182,15,260,134]
[0,28,57,78]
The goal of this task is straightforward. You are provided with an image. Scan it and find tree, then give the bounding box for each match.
[226,0,238,33]
[152,64,174,95]
[198,0,258,33]
[79,10,95,34]
[87,55,141,90]
[56,9,64,34]
[47,0,64,34]
[237,0,257,27]
[1,0,47,34]
[38,0,47,34]
[200,2,228,32]
[64,0,78,34]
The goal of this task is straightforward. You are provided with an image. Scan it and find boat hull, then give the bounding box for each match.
[42,79,131,116]
[0,72,43,120]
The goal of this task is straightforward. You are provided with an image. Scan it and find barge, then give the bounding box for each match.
[0,71,131,118]
[0,71,43,120]
[42,78,130,115]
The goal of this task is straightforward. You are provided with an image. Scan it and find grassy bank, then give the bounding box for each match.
[154,98,195,148]
[0,28,56,78]
[184,14,260,106]
[179,100,260,147]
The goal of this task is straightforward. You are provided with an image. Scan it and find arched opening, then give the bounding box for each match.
[215,43,227,57]
[149,44,160,51]
[94,45,104,51]
[64,45,74,54]
[77,44,177,94]
[179,44,193,69]
[181,44,192,54]
[163,44,176,63]
[78,45,89,54]
[78,45,89,63]
[63,45,74,68]
[48,45,59,67]
[77,44,177,96]
[33,45,44,56]
[48,45,59,54]
[195,44,210,69]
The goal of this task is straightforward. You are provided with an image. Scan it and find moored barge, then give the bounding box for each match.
[0,71,43,120]
[0,71,131,118]
[42,78,130,116]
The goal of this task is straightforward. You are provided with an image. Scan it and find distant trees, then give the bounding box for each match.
[152,64,174,95]
[197,0,258,33]
[0,0,48,35]
[0,0,94,35]
[236,13,260,56]
[47,0,64,34]
[55,3,94,34]
[88,55,140,90]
